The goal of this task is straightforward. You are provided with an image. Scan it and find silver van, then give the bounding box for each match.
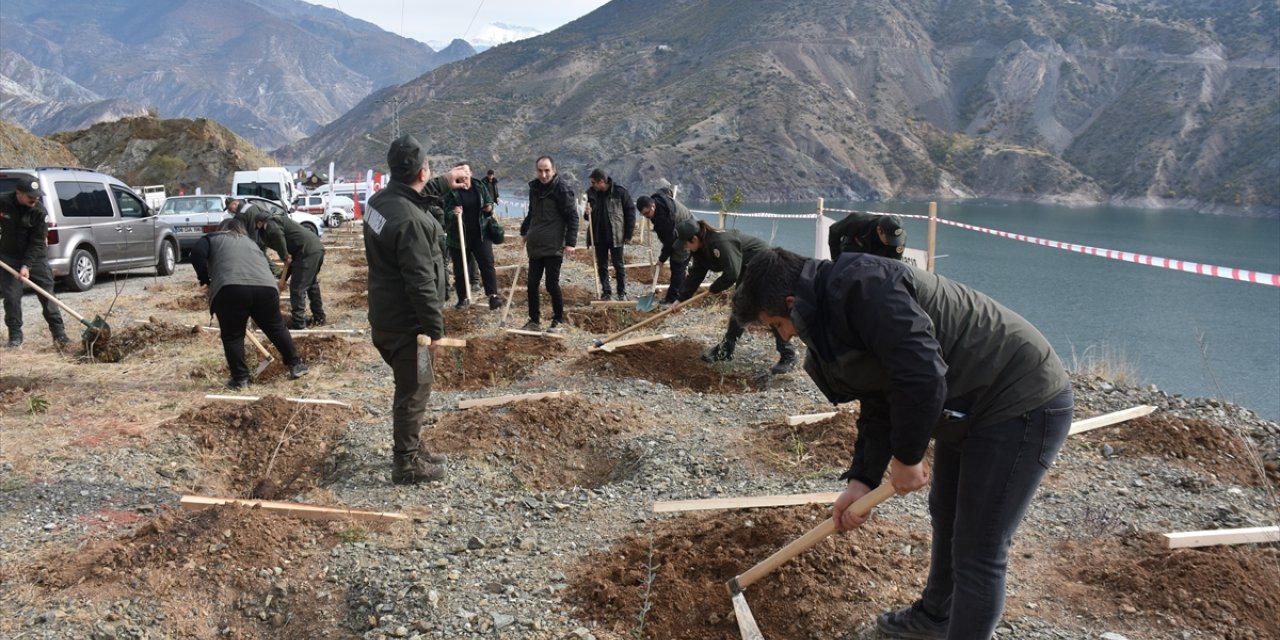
[0,167,179,291]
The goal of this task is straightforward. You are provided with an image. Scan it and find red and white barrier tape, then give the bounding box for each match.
[690,208,817,220]
[842,209,1280,287]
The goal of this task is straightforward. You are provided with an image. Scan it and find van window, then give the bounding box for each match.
[237,182,281,201]
[113,187,146,218]
[56,181,114,218]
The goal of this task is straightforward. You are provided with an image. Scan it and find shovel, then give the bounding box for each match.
[726,483,897,639]
[243,327,274,380]
[416,335,468,377]
[591,289,710,350]
[0,260,111,342]
[635,262,662,312]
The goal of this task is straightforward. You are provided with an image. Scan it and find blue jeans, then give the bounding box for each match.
[919,387,1073,639]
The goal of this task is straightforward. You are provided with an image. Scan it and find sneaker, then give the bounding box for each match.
[391,455,446,485]
[52,333,72,346]
[225,377,250,390]
[488,295,502,311]
[547,320,566,334]
[615,292,627,301]
[454,299,470,310]
[307,315,326,327]
[521,320,541,332]
[875,602,948,640]
[701,342,734,362]
[288,362,309,379]
[770,352,797,375]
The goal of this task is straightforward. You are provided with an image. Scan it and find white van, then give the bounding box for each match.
[232,167,297,211]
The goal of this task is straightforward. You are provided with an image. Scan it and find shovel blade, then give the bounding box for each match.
[635,293,658,312]
[252,357,273,380]
[730,591,765,640]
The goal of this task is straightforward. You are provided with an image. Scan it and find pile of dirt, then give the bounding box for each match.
[158,292,208,312]
[744,410,859,475]
[573,339,755,393]
[163,397,353,499]
[85,320,197,363]
[434,333,564,390]
[565,505,930,640]
[443,303,493,337]
[566,305,660,334]
[429,396,651,490]
[0,376,41,408]
[1080,414,1270,487]
[29,504,352,639]
[257,335,359,382]
[1054,533,1280,639]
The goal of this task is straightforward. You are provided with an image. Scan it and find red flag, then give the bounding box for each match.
[352,182,362,220]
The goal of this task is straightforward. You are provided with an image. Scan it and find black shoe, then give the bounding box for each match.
[307,315,326,327]
[547,319,566,334]
[488,295,502,311]
[599,291,613,301]
[288,362,309,379]
[225,377,250,390]
[391,454,446,485]
[53,333,72,346]
[5,336,21,349]
[521,320,541,332]
[615,292,627,301]
[701,342,734,362]
[875,602,948,640]
[770,352,797,375]
[454,299,470,310]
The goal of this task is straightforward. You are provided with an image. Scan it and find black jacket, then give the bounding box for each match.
[0,192,48,267]
[792,254,1069,489]
[520,175,578,259]
[650,191,693,264]
[363,181,446,338]
[584,178,635,248]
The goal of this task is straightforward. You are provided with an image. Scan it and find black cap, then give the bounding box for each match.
[15,178,42,198]
[676,219,699,243]
[877,215,906,248]
[387,134,427,179]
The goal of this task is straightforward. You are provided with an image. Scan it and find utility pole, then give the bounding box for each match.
[376,97,406,140]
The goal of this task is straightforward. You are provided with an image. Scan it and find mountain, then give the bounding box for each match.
[48,115,276,195]
[0,119,79,167]
[0,0,476,150]
[282,0,1279,214]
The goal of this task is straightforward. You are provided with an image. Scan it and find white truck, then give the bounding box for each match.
[130,184,167,211]
[232,167,297,211]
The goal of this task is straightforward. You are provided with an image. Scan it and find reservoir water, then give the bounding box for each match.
[687,199,1280,420]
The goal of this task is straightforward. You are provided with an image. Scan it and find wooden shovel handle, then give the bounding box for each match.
[0,260,88,323]
[598,289,711,346]
[417,335,467,348]
[244,328,273,360]
[731,482,897,592]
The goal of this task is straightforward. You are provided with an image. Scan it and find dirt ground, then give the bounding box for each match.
[744,409,860,474]
[1077,413,1276,488]
[572,339,756,393]
[433,332,566,390]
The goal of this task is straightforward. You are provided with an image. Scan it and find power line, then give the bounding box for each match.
[462,0,486,40]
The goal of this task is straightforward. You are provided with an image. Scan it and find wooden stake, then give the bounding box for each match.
[204,394,352,408]
[590,334,674,353]
[500,265,520,326]
[180,495,407,523]
[504,328,568,340]
[458,390,575,410]
[1068,405,1156,435]
[786,411,838,426]
[588,300,638,307]
[1163,525,1280,549]
[654,492,843,513]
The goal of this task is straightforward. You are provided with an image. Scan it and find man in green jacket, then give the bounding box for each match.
[732,247,1072,640]
[0,179,69,348]
[255,210,326,329]
[363,134,470,485]
[828,211,906,260]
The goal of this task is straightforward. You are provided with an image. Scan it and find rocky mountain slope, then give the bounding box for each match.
[49,115,275,195]
[283,0,1278,214]
[0,0,476,149]
[0,119,78,168]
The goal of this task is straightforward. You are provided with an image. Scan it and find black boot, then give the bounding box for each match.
[391,452,446,485]
[5,330,22,349]
[701,341,735,362]
[770,351,797,375]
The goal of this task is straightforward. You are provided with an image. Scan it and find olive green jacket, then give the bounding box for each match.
[679,228,769,299]
[363,182,446,338]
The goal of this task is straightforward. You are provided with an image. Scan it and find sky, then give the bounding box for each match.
[310,0,612,48]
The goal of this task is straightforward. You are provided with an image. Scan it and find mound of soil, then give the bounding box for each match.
[0,376,41,408]
[565,505,930,640]
[443,303,492,337]
[257,335,360,382]
[158,293,208,312]
[566,305,661,334]
[434,333,563,390]
[163,397,353,499]
[1054,534,1280,639]
[1080,414,1269,487]
[745,410,860,475]
[85,320,197,363]
[573,339,755,393]
[429,396,650,490]
[30,505,351,639]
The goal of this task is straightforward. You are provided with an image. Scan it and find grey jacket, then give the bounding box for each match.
[190,231,278,310]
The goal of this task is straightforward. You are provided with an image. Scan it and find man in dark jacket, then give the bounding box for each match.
[191,217,307,389]
[442,162,501,310]
[0,179,69,348]
[637,186,694,306]
[364,134,470,485]
[583,169,636,300]
[732,247,1073,640]
[483,169,500,203]
[255,209,326,329]
[226,198,265,249]
[828,211,906,260]
[672,219,797,374]
[518,155,577,333]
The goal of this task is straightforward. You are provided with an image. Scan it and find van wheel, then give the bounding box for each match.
[327,213,345,229]
[67,248,97,292]
[156,240,177,276]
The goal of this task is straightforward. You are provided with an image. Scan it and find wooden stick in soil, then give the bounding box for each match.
[1163,525,1280,549]
[500,264,521,326]
[591,289,711,348]
[456,208,472,304]
[180,495,407,523]
[458,390,575,410]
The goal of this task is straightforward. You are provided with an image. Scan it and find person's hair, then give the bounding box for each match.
[536,155,554,168]
[454,161,471,170]
[694,219,717,241]
[390,160,427,183]
[732,247,808,325]
[218,217,247,235]
[486,169,495,176]
[636,195,654,210]
[589,168,607,181]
